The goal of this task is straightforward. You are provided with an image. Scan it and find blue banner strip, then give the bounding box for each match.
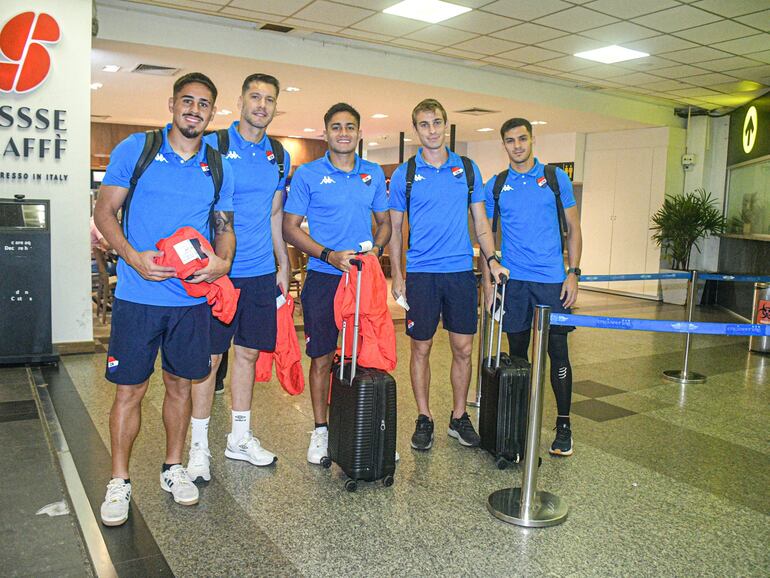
[580,272,770,283]
[698,273,770,283]
[550,313,770,336]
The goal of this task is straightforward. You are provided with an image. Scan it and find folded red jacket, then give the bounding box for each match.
[254,293,304,396]
[154,226,240,324]
[334,254,397,372]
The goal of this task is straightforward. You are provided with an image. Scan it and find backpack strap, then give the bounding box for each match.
[122,129,162,237]
[205,144,224,240]
[268,137,286,184]
[491,169,508,233]
[404,156,417,249]
[461,156,475,208]
[544,164,567,252]
[215,128,229,156]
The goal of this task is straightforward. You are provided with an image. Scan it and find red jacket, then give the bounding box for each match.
[334,255,397,372]
[255,293,304,395]
[154,226,240,324]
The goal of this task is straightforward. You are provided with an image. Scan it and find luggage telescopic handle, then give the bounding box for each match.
[349,258,363,268]
[339,258,364,381]
[486,277,507,369]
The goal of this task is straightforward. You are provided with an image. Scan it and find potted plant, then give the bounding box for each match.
[650,188,726,304]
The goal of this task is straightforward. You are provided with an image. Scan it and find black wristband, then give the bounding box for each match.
[320,247,332,263]
[373,244,384,257]
[486,254,499,266]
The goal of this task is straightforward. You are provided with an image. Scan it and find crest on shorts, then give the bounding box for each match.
[107,356,119,372]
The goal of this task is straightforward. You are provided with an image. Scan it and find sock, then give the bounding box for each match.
[190,417,210,448]
[231,410,250,440]
[314,422,328,431]
[556,415,571,428]
[123,478,131,484]
[162,463,180,472]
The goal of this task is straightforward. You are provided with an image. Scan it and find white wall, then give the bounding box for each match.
[0,1,92,345]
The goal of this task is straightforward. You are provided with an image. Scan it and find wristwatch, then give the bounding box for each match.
[567,267,581,277]
[320,247,332,263]
[373,244,384,257]
[486,254,500,266]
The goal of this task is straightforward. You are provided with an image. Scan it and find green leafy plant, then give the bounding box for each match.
[650,188,726,270]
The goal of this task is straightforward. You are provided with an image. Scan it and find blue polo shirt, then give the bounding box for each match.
[203,123,289,278]
[484,159,575,283]
[284,152,388,276]
[103,124,234,306]
[389,148,484,273]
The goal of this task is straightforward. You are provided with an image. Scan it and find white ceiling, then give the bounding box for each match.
[114,0,770,111]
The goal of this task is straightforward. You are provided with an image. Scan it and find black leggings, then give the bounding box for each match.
[506,330,572,417]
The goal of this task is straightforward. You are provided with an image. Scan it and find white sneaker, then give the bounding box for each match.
[159,465,199,506]
[225,431,277,466]
[100,478,131,526]
[307,427,328,464]
[187,443,211,482]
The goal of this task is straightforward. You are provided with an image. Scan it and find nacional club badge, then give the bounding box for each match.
[266,150,276,163]
[360,173,372,185]
[200,162,210,174]
[451,166,464,178]
[537,176,547,187]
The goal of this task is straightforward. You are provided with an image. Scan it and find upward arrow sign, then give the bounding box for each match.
[745,115,755,143]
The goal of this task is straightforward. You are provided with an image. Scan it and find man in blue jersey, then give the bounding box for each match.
[388,99,507,452]
[283,103,391,464]
[186,74,290,482]
[481,117,582,457]
[93,73,235,526]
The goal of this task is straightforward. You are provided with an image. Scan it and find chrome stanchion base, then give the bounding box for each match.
[487,488,568,528]
[466,400,480,408]
[662,370,706,384]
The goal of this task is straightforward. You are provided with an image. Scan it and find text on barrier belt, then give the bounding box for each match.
[549,313,770,337]
[579,272,770,283]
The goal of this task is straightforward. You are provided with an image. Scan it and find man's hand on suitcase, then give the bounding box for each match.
[328,249,357,273]
[489,260,509,285]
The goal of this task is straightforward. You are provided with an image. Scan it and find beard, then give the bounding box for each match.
[179,124,203,139]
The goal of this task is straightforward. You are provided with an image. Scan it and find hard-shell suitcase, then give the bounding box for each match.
[323,258,397,492]
[479,279,531,470]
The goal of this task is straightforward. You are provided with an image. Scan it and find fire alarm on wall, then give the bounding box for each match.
[682,154,695,170]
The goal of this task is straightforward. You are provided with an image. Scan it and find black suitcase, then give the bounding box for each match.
[479,279,531,470]
[323,258,397,492]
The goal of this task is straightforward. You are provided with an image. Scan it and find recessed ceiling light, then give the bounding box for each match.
[403,138,412,142]
[285,86,301,92]
[574,45,648,64]
[384,0,471,24]
[216,109,232,115]
[368,142,379,146]
[476,127,494,132]
[371,113,388,119]
[102,65,121,72]
[303,128,315,132]
[90,82,103,90]
[531,120,548,125]
[288,135,302,138]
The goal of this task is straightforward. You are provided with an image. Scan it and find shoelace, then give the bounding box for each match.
[166,466,193,487]
[239,433,262,452]
[310,430,328,448]
[105,480,130,503]
[554,426,571,442]
[189,445,210,466]
[456,415,475,433]
[415,419,433,432]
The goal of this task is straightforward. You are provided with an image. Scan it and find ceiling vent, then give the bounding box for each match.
[455,107,500,116]
[261,23,293,33]
[131,64,180,76]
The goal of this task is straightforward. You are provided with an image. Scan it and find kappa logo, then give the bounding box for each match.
[360,173,372,186]
[154,153,168,163]
[225,150,240,160]
[502,184,513,192]
[107,356,119,372]
[537,176,547,187]
[451,166,464,178]
[320,176,335,185]
[266,150,276,164]
[0,12,60,94]
[414,175,425,182]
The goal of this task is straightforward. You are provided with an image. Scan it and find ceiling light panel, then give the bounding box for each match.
[574,45,649,64]
[383,0,471,24]
[102,65,120,72]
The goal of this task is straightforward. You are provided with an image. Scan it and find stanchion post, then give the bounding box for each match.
[486,305,568,528]
[663,270,706,384]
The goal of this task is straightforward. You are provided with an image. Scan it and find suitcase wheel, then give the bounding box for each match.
[320,456,332,469]
[495,457,509,470]
[382,475,394,487]
[344,479,358,492]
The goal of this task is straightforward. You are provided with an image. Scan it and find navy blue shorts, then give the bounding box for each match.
[210,273,278,354]
[300,270,341,358]
[406,271,478,341]
[501,279,572,334]
[106,299,212,385]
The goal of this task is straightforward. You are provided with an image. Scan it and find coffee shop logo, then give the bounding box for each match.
[0,11,60,94]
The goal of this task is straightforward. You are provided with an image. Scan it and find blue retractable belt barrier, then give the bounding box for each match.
[550,313,770,336]
[580,272,690,282]
[698,273,770,283]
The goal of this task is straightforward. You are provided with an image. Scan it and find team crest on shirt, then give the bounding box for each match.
[107,356,119,372]
[266,150,276,164]
[360,173,372,186]
[537,176,547,187]
[451,166,464,178]
[200,162,211,175]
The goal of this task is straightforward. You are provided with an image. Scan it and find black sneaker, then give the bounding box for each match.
[549,423,573,456]
[448,412,480,447]
[214,380,225,395]
[411,415,434,450]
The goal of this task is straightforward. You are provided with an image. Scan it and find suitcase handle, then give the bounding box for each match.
[339,258,364,381]
[486,276,507,369]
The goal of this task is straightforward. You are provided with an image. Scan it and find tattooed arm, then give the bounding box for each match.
[187,210,235,284]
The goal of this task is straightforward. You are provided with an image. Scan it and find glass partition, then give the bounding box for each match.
[725,156,770,238]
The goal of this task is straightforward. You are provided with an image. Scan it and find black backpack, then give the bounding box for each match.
[122,129,224,239]
[214,128,285,183]
[403,155,475,248]
[491,164,568,251]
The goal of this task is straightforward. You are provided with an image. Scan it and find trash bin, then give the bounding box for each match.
[750,283,770,354]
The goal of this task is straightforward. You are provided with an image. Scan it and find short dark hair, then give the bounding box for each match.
[173,72,218,103]
[412,98,447,126]
[324,102,360,128]
[500,118,532,140]
[241,73,280,95]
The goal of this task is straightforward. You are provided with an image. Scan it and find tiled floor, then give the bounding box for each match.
[13,289,770,576]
